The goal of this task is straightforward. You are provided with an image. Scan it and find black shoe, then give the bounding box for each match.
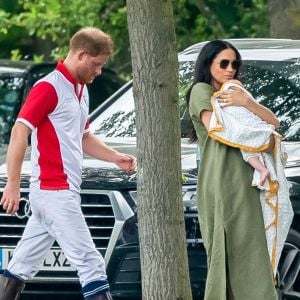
[0,275,25,300]
[85,291,113,300]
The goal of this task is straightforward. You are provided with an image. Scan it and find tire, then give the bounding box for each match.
[276,229,300,300]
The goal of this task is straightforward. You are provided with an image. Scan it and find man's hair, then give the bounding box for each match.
[70,27,113,57]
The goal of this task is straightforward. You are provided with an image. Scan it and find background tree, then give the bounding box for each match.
[0,0,270,77]
[126,0,192,299]
[269,0,300,38]
[174,0,269,50]
[0,0,29,59]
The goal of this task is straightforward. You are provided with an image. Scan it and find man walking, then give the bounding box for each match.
[0,27,136,300]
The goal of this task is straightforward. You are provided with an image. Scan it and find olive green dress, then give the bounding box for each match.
[189,83,277,300]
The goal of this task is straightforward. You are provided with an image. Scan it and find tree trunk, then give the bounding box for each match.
[269,0,300,38]
[126,1,193,299]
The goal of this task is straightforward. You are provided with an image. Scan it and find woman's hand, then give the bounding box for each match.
[217,87,250,107]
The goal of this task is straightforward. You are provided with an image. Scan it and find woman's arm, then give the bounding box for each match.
[218,88,280,128]
[245,96,280,128]
[200,110,212,131]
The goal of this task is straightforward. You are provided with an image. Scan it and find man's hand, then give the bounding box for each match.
[114,153,137,172]
[0,183,20,215]
[0,122,29,215]
[82,132,137,172]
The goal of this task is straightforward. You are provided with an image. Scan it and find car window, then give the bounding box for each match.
[89,61,194,138]
[91,58,300,142]
[240,60,300,141]
[87,69,126,113]
[0,75,25,144]
[90,87,136,137]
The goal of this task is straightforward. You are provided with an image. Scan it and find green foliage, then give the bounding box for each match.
[0,0,269,76]
[33,54,44,63]
[11,0,101,59]
[10,49,22,60]
[96,1,131,77]
[0,10,10,34]
[0,0,29,57]
[173,0,269,49]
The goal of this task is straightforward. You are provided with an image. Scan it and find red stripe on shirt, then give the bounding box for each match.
[37,117,69,190]
[18,82,58,127]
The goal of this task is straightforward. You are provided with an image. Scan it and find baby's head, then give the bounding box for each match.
[227,79,243,87]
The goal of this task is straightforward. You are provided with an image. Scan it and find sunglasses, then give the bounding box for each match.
[218,59,241,70]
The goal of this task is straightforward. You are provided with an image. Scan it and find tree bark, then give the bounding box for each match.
[269,0,300,38]
[126,1,193,299]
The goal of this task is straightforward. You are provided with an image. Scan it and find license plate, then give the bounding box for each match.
[0,248,76,271]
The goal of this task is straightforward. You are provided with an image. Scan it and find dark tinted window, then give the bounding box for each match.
[90,87,136,137]
[87,69,126,113]
[240,60,300,141]
[0,75,25,144]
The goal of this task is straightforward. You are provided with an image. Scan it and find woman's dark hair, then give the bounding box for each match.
[185,40,242,142]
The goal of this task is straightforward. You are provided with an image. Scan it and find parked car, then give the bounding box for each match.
[0,59,125,148]
[0,39,299,300]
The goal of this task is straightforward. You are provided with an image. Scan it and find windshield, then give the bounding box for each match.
[241,60,300,141]
[90,58,300,142]
[0,75,25,144]
[90,87,136,137]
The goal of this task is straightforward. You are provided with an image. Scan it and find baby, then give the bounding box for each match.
[209,79,276,188]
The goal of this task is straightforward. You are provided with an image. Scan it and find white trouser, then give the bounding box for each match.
[8,186,107,287]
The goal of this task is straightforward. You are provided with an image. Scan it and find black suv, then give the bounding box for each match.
[0,39,299,300]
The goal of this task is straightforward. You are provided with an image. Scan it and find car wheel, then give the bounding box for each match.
[276,229,300,300]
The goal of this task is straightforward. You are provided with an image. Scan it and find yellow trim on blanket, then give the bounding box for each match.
[208,131,271,152]
[260,175,279,276]
[210,100,224,132]
[265,180,279,274]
